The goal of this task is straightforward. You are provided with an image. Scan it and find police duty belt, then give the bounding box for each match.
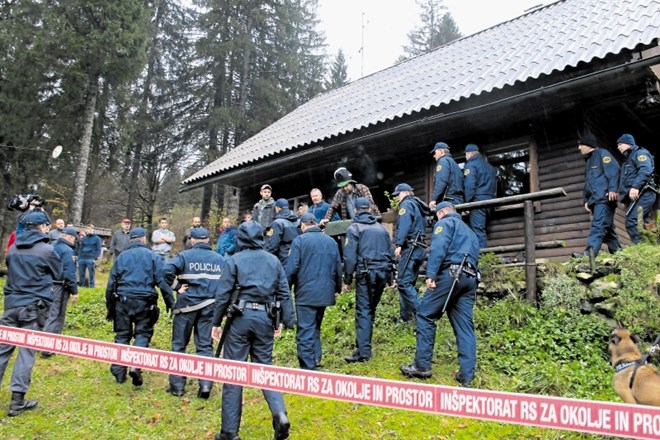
[172,298,216,315]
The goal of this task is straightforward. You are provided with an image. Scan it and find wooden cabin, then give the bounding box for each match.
[181,0,660,261]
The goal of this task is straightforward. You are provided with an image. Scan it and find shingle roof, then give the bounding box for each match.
[183,0,660,186]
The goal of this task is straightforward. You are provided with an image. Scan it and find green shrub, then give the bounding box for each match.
[539,273,586,314]
[612,244,660,338]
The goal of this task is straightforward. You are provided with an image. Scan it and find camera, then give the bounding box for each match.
[6,194,44,211]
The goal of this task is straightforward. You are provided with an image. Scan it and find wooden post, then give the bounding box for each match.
[524,200,537,303]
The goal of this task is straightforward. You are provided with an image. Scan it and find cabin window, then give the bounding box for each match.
[488,148,531,197]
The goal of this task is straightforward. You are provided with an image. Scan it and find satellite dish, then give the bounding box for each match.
[52,145,63,159]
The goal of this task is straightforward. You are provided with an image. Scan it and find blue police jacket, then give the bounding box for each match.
[77,233,102,259]
[432,154,464,204]
[265,208,300,262]
[395,195,426,247]
[4,228,61,309]
[54,237,79,295]
[213,221,295,328]
[618,145,655,199]
[216,226,237,256]
[344,211,394,275]
[164,242,226,307]
[426,212,479,281]
[464,154,497,203]
[583,148,620,205]
[106,241,174,307]
[285,226,342,307]
[308,201,339,223]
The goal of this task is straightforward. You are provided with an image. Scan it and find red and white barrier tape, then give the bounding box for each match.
[1,325,659,439]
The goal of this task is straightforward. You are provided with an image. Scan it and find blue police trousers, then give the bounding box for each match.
[221,309,285,433]
[397,246,425,322]
[169,303,214,391]
[295,305,326,370]
[586,202,620,255]
[625,190,657,244]
[414,270,477,383]
[0,304,43,393]
[354,269,388,358]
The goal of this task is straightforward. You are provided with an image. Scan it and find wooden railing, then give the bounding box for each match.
[454,187,568,303]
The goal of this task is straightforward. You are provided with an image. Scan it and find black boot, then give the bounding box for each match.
[272,412,290,440]
[214,432,240,440]
[8,392,38,417]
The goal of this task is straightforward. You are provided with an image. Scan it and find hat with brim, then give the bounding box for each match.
[191,227,209,239]
[337,180,357,188]
[62,227,78,237]
[436,201,454,211]
[431,142,450,153]
[129,227,146,239]
[392,183,414,196]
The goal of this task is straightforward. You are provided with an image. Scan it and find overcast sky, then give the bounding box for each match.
[317,0,549,80]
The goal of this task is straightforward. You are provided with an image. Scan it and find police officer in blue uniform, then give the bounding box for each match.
[106,227,175,386]
[42,227,80,358]
[163,227,226,398]
[617,133,657,244]
[429,142,464,211]
[400,202,479,387]
[392,183,427,325]
[285,213,342,370]
[1,211,61,416]
[211,220,295,440]
[343,197,394,363]
[463,144,497,248]
[265,198,300,266]
[577,134,621,256]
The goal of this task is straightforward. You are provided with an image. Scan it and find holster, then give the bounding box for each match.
[147,304,161,327]
[36,300,50,329]
[268,301,282,329]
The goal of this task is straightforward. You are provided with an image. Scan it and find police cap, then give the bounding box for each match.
[435,201,454,211]
[129,227,146,239]
[465,143,479,152]
[391,183,413,196]
[430,142,450,153]
[617,133,636,146]
[299,213,316,224]
[191,227,209,239]
[62,227,78,237]
[22,211,51,227]
[355,197,370,209]
[275,198,289,208]
[578,134,597,148]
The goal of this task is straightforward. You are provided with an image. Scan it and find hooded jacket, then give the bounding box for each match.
[343,211,394,275]
[265,208,300,265]
[213,221,295,328]
[5,228,61,309]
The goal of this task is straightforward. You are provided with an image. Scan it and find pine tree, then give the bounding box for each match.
[401,0,462,60]
[325,49,350,91]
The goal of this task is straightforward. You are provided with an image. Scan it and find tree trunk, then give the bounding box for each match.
[71,73,99,225]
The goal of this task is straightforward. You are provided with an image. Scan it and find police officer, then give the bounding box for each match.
[211,220,295,440]
[400,202,479,387]
[343,197,394,363]
[265,198,300,266]
[42,227,80,358]
[577,134,621,256]
[164,227,226,398]
[285,213,342,370]
[1,211,61,416]
[392,183,427,325]
[463,144,497,248]
[105,227,175,386]
[617,133,657,244]
[429,142,464,211]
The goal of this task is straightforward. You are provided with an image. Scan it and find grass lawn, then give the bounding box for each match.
[0,267,615,439]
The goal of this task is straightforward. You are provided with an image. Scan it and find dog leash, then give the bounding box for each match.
[628,333,660,389]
